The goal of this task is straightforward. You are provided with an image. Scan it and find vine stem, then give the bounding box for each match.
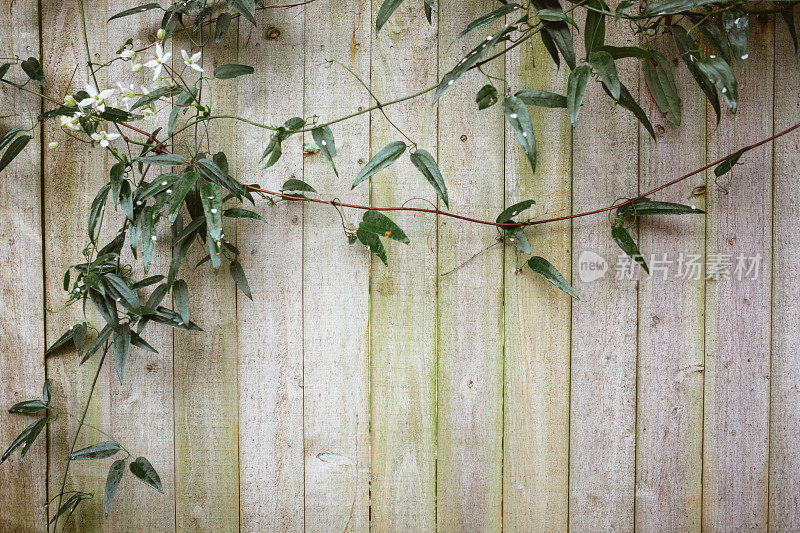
[241,119,800,228]
[52,344,109,532]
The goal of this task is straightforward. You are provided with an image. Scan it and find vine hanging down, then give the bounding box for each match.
[0,0,797,528]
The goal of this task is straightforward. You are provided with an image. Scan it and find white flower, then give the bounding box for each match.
[60,113,82,131]
[140,86,157,117]
[90,130,121,148]
[181,49,203,72]
[144,43,172,81]
[117,82,136,110]
[78,84,115,112]
[120,49,137,61]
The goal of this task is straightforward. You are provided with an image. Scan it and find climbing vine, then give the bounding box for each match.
[1,0,798,528]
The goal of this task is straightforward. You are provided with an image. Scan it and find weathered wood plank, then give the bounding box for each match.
[702,16,773,532]
[172,20,239,532]
[436,2,504,530]
[570,10,640,531]
[302,1,371,531]
[236,9,305,532]
[634,36,706,533]
[770,16,800,532]
[502,22,572,533]
[369,1,437,530]
[41,1,113,530]
[104,5,175,530]
[0,0,46,530]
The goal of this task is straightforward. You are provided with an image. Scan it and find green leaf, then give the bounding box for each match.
[230,261,253,300]
[0,135,32,174]
[476,84,499,110]
[497,199,536,223]
[528,256,579,299]
[200,182,224,242]
[42,379,51,403]
[147,307,202,331]
[536,8,577,27]
[352,141,406,189]
[104,274,140,311]
[130,331,158,353]
[503,96,537,172]
[110,161,125,206]
[108,3,162,22]
[356,229,388,265]
[532,0,576,69]
[584,0,606,56]
[169,171,200,223]
[0,128,21,152]
[113,324,131,384]
[617,198,704,217]
[229,0,257,25]
[20,57,46,86]
[670,25,721,122]
[514,89,567,108]
[215,12,232,43]
[223,208,267,223]
[49,492,88,525]
[67,441,121,461]
[433,24,517,102]
[605,81,656,140]
[642,51,681,125]
[723,10,748,67]
[687,14,732,65]
[129,456,163,493]
[0,63,11,80]
[506,226,531,254]
[81,324,113,365]
[138,206,156,274]
[614,0,636,21]
[409,149,449,208]
[173,279,190,325]
[714,146,748,177]
[137,154,186,166]
[214,63,255,79]
[359,211,410,244]
[131,86,183,111]
[424,0,434,23]
[596,45,655,60]
[9,400,47,414]
[696,56,738,113]
[567,65,591,125]
[588,50,620,101]
[311,126,338,176]
[281,178,317,194]
[120,180,134,221]
[2,418,47,464]
[105,459,126,516]
[376,0,405,31]
[643,0,724,16]
[88,184,111,244]
[456,3,523,40]
[45,325,80,356]
[611,224,649,274]
[540,30,561,69]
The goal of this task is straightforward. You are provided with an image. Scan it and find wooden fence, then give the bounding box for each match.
[1,0,798,531]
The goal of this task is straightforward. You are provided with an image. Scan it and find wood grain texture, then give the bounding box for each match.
[436,1,504,530]
[702,15,774,533]
[42,1,112,530]
[369,1,437,530]
[634,36,705,533]
[769,16,800,532]
[236,9,305,532]
[0,0,46,530]
[502,22,572,533]
[302,1,371,531]
[172,20,240,532]
[570,8,640,531]
[105,4,175,529]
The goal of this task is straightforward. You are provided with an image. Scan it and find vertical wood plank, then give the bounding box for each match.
[502,22,572,533]
[634,36,705,533]
[369,2,438,530]
[570,11,639,531]
[302,1,371,531]
[105,6,175,529]
[770,16,800,531]
[436,2,504,530]
[702,15,773,532]
[236,9,305,532]
[0,0,46,530]
[42,1,112,529]
[172,21,239,532]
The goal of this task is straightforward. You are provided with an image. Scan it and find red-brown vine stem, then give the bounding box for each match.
[239,120,800,229]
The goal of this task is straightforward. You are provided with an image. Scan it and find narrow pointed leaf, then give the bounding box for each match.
[105,460,126,516]
[200,182,223,242]
[224,208,267,222]
[9,400,47,414]
[311,126,338,176]
[129,456,163,493]
[497,199,536,223]
[476,84,499,110]
[514,89,567,108]
[409,149,449,207]
[617,198,704,216]
[503,96,537,172]
[605,82,656,140]
[0,135,32,174]
[696,56,738,113]
[567,65,591,125]
[723,10,748,67]
[528,256,579,299]
[113,324,131,384]
[507,226,531,254]
[67,441,121,461]
[670,25,721,122]
[456,3,523,40]
[352,141,406,189]
[109,3,162,21]
[359,211,410,244]
[589,51,620,101]
[612,224,649,274]
[357,229,388,265]
[532,0,576,69]
[584,0,606,56]
[172,279,190,324]
[714,146,748,177]
[643,51,681,125]
[376,0,405,31]
[230,261,253,300]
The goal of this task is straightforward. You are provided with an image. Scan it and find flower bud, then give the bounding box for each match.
[64,95,77,107]
[157,28,166,41]
[48,141,59,149]
[120,49,136,60]
[131,62,143,73]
